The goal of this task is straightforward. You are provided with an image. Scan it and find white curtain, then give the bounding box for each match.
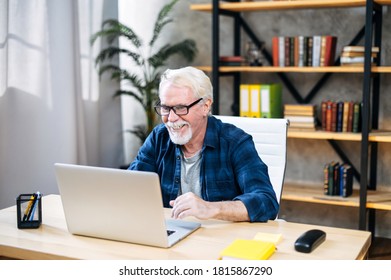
[0,0,123,208]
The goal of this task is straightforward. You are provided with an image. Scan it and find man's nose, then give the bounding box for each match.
[167,109,179,122]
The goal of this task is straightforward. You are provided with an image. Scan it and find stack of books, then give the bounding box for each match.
[284,104,316,131]
[323,161,353,197]
[340,46,379,67]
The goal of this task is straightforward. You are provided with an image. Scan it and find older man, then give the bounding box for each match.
[129,66,278,222]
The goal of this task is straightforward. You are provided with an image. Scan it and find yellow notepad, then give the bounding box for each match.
[253,232,283,245]
[219,239,275,260]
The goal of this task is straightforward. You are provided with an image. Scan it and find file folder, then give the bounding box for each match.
[240,84,251,117]
[260,84,283,118]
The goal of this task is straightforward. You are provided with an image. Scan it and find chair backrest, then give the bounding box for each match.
[215,115,289,203]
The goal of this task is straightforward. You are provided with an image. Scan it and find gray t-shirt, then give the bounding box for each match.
[179,150,202,197]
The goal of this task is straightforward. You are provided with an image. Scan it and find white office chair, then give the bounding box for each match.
[215,115,289,204]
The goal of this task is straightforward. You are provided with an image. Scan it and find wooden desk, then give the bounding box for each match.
[0,195,371,260]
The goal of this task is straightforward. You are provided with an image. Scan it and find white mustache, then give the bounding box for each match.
[166,121,189,130]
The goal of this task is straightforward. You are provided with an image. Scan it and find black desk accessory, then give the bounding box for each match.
[294,229,326,253]
[16,192,42,229]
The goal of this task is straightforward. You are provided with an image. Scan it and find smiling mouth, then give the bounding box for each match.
[171,123,187,130]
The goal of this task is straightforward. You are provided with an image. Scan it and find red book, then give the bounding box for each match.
[325,101,333,131]
[347,101,354,132]
[284,37,290,66]
[324,36,337,66]
[272,36,279,66]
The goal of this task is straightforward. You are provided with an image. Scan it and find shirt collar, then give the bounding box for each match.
[204,116,220,150]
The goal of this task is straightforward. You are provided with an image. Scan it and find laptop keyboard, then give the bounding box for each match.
[167,230,176,236]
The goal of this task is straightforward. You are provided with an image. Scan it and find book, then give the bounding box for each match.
[341,56,373,64]
[323,163,329,195]
[298,36,305,67]
[278,36,285,66]
[284,104,316,113]
[284,37,291,66]
[340,164,353,197]
[240,84,251,117]
[327,161,339,195]
[219,56,243,62]
[342,46,380,53]
[336,101,344,132]
[347,101,354,132]
[272,36,279,66]
[219,239,275,260]
[307,36,313,66]
[324,36,337,66]
[352,102,362,133]
[342,101,350,132]
[312,35,322,67]
[289,122,316,129]
[260,84,283,118]
[284,115,315,123]
[341,51,377,58]
[330,101,337,132]
[321,100,328,130]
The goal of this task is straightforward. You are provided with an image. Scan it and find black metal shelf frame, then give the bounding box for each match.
[210,0,383,234]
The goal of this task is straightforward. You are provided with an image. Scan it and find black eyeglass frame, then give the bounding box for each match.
[154,98,203,116]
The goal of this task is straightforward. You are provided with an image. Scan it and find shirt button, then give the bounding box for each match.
[176,156,180,160]
[175,178,179,183]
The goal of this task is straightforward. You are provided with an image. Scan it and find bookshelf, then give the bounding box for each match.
[190,0,391,234]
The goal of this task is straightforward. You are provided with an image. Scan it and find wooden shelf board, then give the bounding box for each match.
[282,183,391,210]
[190,1,367,12]
[196,66,391,74]
[375,0,391,6]
[287,130,391,142]
[369,131,391,142]
[288,129,362,141]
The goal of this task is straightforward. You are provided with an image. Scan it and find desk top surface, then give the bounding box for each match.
[0,195,371,260]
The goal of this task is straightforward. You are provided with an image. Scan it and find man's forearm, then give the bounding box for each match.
[211,200,250,222]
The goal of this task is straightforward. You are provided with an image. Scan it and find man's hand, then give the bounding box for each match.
[169,192,217,220]
[169,192,250,222]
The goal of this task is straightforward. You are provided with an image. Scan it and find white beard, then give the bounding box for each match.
[165,121,192,145]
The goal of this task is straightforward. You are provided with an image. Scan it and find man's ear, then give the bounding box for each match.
[203,99,212,115]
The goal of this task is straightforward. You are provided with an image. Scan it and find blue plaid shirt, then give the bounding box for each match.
[129,116,279,222]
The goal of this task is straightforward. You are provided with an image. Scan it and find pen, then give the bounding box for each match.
[28,192,41,221]
[22,194,35,222]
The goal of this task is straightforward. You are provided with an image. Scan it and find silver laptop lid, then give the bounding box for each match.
[54,163,171,247]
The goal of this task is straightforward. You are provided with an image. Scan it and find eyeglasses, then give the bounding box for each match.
[154,98,203,116]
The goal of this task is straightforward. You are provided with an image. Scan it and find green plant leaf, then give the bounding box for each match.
[149,0,179,47]
[94,47,141,66]
[90,0,198,143]
[149,39,197,68]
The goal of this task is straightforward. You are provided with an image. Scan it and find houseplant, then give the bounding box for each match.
[90,0,198,143]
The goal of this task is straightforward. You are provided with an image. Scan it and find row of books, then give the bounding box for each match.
[272,35,337,67]
[284,104,316,131]
[321,100,362,133]
[340,45,379,67]
[240,83,283,118]
[323,161,353,197]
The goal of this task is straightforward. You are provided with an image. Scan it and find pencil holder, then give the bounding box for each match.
[16,193,42,229]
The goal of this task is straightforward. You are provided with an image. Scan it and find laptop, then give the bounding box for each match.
[54,163,201,248]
